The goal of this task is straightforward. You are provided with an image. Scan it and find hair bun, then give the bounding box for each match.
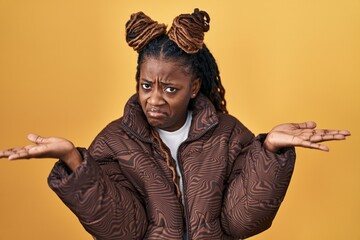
[126,12,167,52]
[168,8,210,54]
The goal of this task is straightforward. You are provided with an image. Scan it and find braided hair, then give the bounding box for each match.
[126,9,228,114]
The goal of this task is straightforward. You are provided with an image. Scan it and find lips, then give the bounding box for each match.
[148,111,167,118]
[146,107,167,118]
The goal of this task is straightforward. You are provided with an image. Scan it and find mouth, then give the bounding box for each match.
[146,107,167,118]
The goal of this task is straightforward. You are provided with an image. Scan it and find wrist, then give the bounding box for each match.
[263,134,279,153]
[61,148,83,172]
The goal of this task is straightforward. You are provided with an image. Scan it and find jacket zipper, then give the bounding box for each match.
[176,143,190,240]
[177,121,218,240]
[123,117,219,239]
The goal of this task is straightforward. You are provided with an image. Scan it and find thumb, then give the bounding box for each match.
[27,134,48,144]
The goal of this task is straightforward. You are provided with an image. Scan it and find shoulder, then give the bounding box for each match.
[216,112,255,145]
[102,117,125,134]
[216,113,250,133]
[94,117,126,140]
[88,117,131,157]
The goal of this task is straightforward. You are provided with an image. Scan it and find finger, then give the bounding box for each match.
[0,150,12,158]
[294,121,317,129]
[9,151,32,160]
[0,147,28,158]
[312,129,351,136]
[297,138,330,151]
[2,144,44,159]
[331,129,351,136]
[27,134,48,144]
[313,143,329,151]
[308,134,347,143]
[8,147,32,160]
[299,129,350,140]
[12,144,51,159]
[0,149,13,157]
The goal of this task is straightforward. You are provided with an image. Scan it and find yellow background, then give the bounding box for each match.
[0,0,359,239]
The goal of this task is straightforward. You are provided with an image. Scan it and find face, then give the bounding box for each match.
[138,57,201,132]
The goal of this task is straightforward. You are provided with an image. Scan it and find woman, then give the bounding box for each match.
[0,9,350,240]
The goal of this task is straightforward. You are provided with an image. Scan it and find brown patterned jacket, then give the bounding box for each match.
[48,94,296,240]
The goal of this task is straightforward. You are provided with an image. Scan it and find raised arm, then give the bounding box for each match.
[1,134,148,239]
[221,121,350,238]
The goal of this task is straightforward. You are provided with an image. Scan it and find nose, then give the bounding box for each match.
[147,88,165,106]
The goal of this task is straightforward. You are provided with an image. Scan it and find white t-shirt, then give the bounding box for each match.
[156,111,192,202]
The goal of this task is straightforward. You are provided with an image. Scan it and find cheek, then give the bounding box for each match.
[138,92,147,109]
[167,97,190,114]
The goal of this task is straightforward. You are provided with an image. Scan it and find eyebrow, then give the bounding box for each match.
[141,79,177,87]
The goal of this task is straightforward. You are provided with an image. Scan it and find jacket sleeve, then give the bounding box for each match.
[221,129,296,239]
[47,136,147,240]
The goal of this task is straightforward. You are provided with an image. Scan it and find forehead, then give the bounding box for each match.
[140,57,192,78]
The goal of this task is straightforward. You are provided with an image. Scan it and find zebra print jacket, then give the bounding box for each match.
[48,93,296,240]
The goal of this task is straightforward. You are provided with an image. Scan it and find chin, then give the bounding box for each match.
[147,119,165,128]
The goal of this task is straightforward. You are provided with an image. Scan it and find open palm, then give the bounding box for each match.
[0,134,82,171]
[264,121,350,153]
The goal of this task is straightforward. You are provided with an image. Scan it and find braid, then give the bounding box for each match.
[168,8,210,54]
[194,44,227,113]
[151,128,183,204]
[125,12,166,52]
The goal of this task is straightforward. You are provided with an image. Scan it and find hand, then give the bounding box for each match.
[0,134,83,171]
[264,121,351,153]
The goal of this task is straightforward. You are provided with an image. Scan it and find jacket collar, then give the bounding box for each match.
[121,93,219,142]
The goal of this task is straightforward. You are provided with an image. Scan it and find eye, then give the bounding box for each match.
[141,83,152,90]
[164,87,177,93]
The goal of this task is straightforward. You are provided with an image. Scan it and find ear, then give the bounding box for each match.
[191,78,201,99]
